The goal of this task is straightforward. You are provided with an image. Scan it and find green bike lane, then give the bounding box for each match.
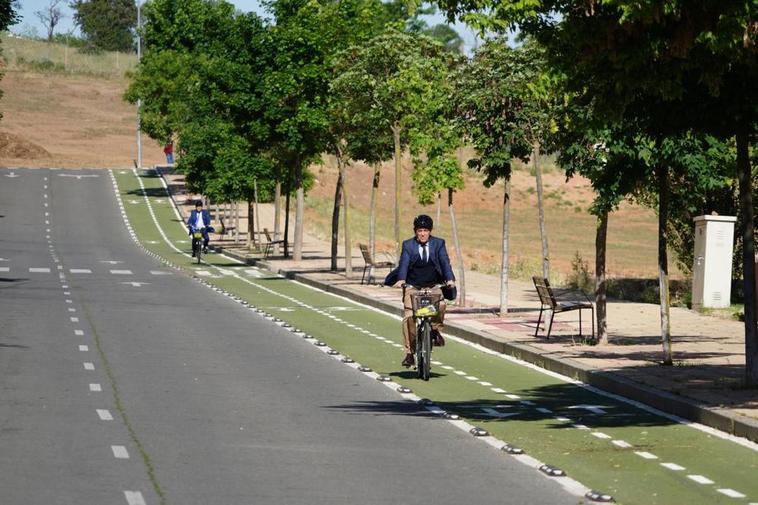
[113,169,758,505]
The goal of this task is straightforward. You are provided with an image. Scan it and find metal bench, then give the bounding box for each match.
[263,228,287,258]
[532,276,595,342]
[359,244,394,285]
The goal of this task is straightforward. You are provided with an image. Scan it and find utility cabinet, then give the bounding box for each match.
[692,215,737,310]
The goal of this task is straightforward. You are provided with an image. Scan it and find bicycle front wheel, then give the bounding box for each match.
[418,320,432,381]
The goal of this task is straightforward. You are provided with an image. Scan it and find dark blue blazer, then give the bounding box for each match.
[395,235,455,285]
[187,209,211,229]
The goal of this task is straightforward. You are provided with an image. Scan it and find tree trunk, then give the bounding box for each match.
[392,122,402,259]
[657,165,673,365]
[448,188,465,307]
[294,159,304,261]
[595,209,609,345]
[369,163,380,260]
[234,200,239,245]
[499,177,511,315]
[736,121,758,385]
[274,182,281,255]
[331,154,344,271]
[533,143,550,280]
[436,192,441,227]
[247,197,254,250]
[342,154,352,278]
[254,179,261,246]
[284,182,291,258]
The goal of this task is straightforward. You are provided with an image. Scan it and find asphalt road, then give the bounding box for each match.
[0,168,579,504]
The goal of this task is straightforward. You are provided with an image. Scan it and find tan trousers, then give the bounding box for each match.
[402,286,446,354]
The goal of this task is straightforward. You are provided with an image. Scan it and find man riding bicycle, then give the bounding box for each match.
[392,214,456,368]
[187,200,211,256]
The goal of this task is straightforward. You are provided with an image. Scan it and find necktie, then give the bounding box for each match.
[421,243,428,263]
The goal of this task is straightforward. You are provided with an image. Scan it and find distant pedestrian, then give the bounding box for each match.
[164,143,174,165]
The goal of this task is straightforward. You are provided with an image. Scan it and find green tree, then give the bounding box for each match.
[71,0,136,52]
[329,31,453,259]
[437,0,758,384]
[450,38,545,315]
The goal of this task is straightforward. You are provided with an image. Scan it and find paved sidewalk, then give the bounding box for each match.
[157,166,758,443]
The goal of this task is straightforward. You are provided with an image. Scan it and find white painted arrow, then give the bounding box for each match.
[481,408,519,419]
[121,281,150,287]
[58,173,100,179]
[568,405,609,415]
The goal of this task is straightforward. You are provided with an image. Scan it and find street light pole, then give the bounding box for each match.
[136,0,142,169]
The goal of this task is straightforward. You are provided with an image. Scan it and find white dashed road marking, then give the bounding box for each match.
[124,491,147,505]
[717,489,746,499]
[661,463,686,471]
[83,362,95,371]
[612,440,633,449]
[110,269,133,275]
[70,317,79,322]
[89,383,102,392]
[96,409,113,421]
[111,446,130,459]
[687,475,714,485]
[0,267,8,272]
[29,267,51,273]
[74,330,84,336]
[591,432,612,440]
[78,345,89,352]
[70,269,92,274]
[635,451,658,460]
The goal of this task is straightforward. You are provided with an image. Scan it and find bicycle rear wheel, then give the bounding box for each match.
[417,320,431,381]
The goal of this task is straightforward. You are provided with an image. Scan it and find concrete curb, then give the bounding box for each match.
[211,244,758,444]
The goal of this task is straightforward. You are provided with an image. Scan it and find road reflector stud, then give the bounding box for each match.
[377,376,392,382]
[501,444,524,455]
[539,465,565,477]
[470,427,489,437]
[585,491,615,503]
[397,386,412,394]
[302,334,313,339]
[341,357,355,363]
[418,398,433,405]
[314,341,327,347]
[283,323,292,328]
[327,349,340,355]
[358,366,372,372]
[444,413,460,420]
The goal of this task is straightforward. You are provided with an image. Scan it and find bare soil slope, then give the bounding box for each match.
[0,70,163,168]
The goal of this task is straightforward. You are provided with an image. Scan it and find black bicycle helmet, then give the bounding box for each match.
[413,214,433,231]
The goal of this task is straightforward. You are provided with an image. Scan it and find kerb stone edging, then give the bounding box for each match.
[210,244,758,445]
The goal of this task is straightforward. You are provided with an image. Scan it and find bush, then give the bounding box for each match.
[566,251,593,293]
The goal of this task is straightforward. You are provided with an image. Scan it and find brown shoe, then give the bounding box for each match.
[431,329,445,347]
[401,353,415,368]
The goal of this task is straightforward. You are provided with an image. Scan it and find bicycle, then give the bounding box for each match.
[190,227,209,264]
[407,284,444,381]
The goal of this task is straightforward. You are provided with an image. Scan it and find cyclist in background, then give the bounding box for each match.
[188,200,211,256]
[392,215,456,368]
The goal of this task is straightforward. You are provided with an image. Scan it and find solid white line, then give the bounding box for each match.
[96,409,113,421]
[124,490,147,505]
[635,451,658,460]
[83,362,95,370]
[687,475,714,485]
[717,489,746,498]
[89,383,102,392]
[78,345,89,352]
[661,462,685,471]
[111,445,130,459]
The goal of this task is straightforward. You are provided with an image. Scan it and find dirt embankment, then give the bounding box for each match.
[0,70,163,168]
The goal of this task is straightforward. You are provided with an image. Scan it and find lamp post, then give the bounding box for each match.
[136,0,142,169]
